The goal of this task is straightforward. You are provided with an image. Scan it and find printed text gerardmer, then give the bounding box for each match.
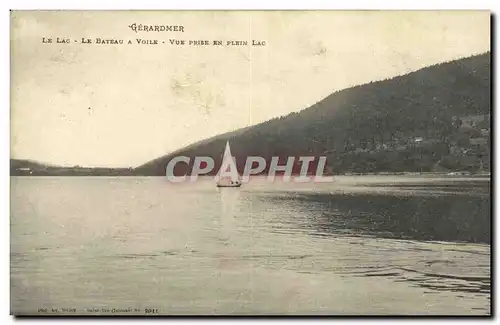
[129,24,185,33]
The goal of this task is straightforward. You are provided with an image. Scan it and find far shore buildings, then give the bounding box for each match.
[16,167,33,175]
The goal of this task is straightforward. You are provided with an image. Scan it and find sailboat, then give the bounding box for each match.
[216,141,242,188]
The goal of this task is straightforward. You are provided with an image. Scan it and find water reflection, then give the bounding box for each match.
[10,176,491,315]
[217,188,240,242]
[247,180,490,301]
[261,191,490,244]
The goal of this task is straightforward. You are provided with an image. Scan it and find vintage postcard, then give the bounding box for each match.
[10,10,491,316]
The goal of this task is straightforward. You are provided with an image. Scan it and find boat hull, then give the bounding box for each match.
[216,183,242,188]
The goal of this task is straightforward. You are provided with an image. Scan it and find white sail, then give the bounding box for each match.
[223,141,233,164]
[216,141,241,187]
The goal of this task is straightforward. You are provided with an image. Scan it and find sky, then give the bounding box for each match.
[10,10,490,167]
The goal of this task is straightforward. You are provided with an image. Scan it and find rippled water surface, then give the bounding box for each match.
[10,176,491,315]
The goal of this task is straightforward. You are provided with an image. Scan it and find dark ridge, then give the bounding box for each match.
[134,52,490,176]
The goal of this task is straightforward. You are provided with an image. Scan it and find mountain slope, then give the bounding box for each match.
[10,159,134,176]
[134,52,491,176]
[10,159,53,171]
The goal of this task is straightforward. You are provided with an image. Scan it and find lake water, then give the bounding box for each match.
[10,176,491,315]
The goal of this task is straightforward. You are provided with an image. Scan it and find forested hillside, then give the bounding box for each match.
[135,52,490,175]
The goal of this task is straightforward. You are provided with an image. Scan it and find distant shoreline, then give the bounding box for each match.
[339,171,491,177]
[10,171,491,178]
